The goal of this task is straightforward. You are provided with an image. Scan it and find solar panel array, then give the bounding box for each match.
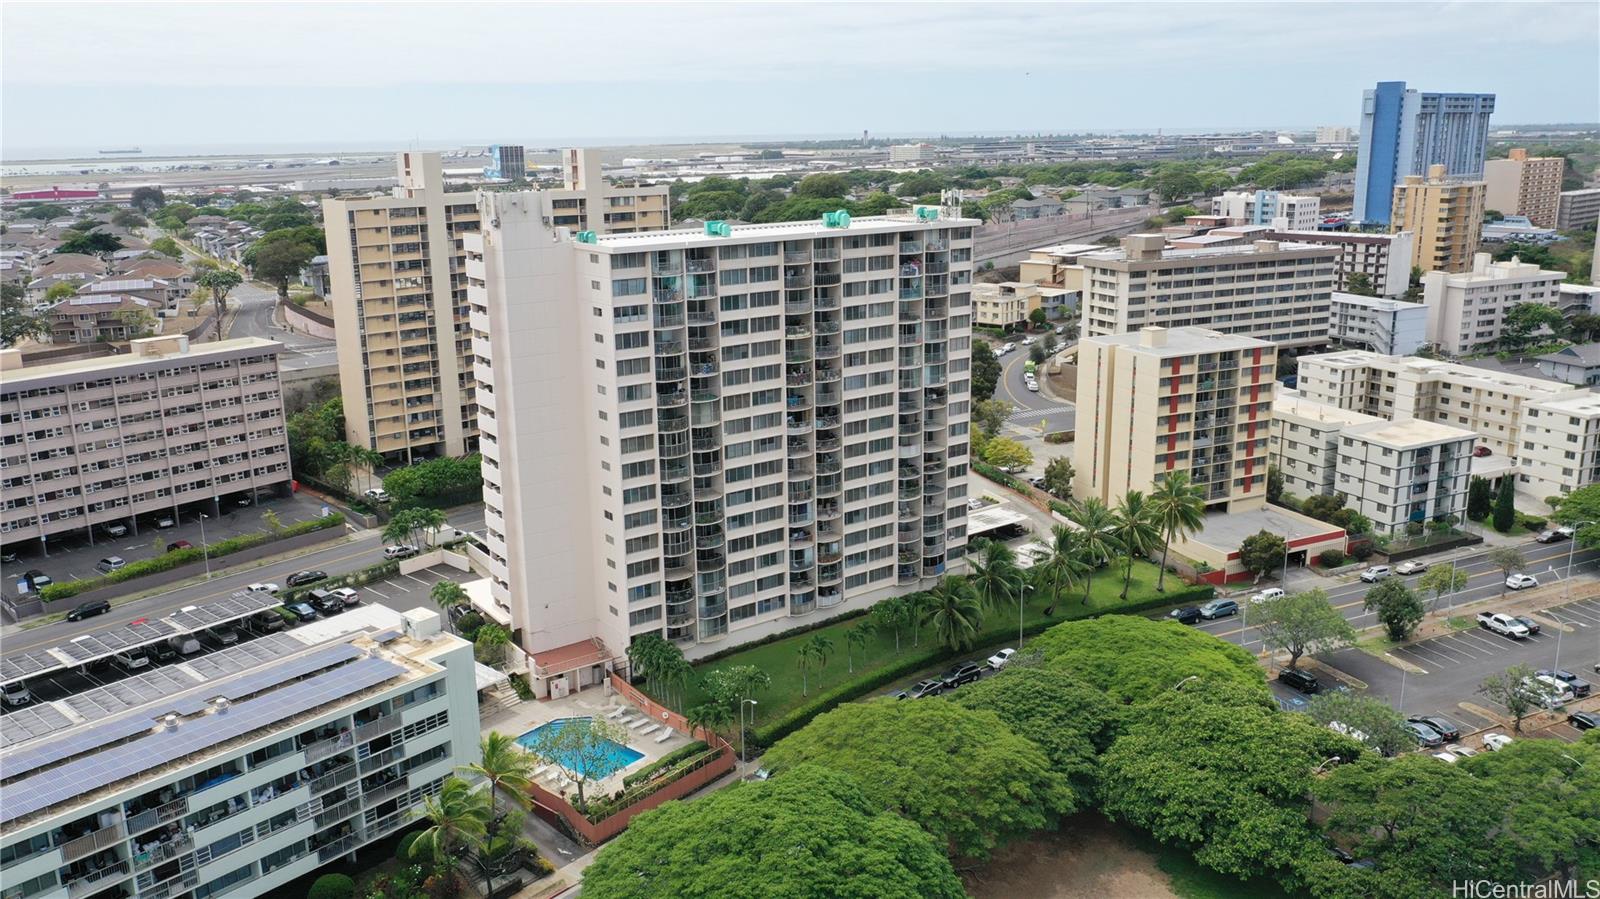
[0,705,74,749]
[1,713,159,783]
[57,620,180,662]
[0,649,68,684]
[182,633,306,680]
[167,593,281,631]
[215,644,365,701]
[0,656,406,825]
[62,668,204,724]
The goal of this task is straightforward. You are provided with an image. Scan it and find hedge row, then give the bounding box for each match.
[973,460,1026,492]
[581,747,725,822]
[281,558,400,604]
[621,740,710,789]
[748,583,1211,748]
[40,513,344,602]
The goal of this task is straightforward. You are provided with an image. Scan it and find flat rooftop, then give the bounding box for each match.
[1080,239,1338,264]
[1528,391,1600,416]
[589,211,979,251]
[1330,292,1419,311]
[1302,350,1584,398]
[1086,326,1272,355]
[1189,505,1345,553]
[1342,417,1477,448]
[1273,394,1381,428]
[1,336,281,382]
[1027,242,1103,258]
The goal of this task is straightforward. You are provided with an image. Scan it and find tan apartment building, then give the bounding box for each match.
[48,294,163,344]
[971,281,1066,330]
[1483,148,1565,228]
[1074,326,1344,581]
[466,194,976,674]
[325,150,670,463]
[1421,252,1565,355]
[1078,235,1339,349]
[1270,393,1382,498]
[1259,230,1416,297]
[1017,242,1102,292]
[1391,164,1486,273]
[0,336,292,551]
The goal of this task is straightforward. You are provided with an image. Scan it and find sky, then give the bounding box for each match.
[3,1,1597,157]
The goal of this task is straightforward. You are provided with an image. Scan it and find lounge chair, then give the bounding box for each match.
[629,717,654,730]
[654,728,674,744]
[638,724,660,736]
[605,707,628,720]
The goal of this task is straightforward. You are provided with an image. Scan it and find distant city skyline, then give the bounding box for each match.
[3,1,1596,156]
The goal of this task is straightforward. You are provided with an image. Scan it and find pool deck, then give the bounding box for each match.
[481,684,691,800]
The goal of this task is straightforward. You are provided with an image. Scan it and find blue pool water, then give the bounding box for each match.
[516,717,643,778]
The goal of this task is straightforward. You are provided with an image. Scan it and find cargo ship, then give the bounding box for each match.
[98,147,142,155]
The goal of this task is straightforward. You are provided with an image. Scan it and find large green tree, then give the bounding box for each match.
[1362,579,1425,642]
[1238,529,1287,582]
[1254,589,1356,670]
[1040,456,1075,497]
[194,268,243,341]
[1466,475,1494,521]
[1304,691,1412,757]
[971,340,1001,400]
[921,575,984,651]
[1461,734,1600,882]
[1492,474,1517,532]
[762,700,1072,859]
[582,764,965,899]
[1028,614,1270,704]
[1552,482,1600,546]
[56,230,123,256]
[981,436,1032,470]
[1100,681,1359,881]
[1,291,48,347]
[248,237,319,299]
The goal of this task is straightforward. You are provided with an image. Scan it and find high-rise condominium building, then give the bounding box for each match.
[466,194,976,686]
[1074,326,1276,512]
[325,151,670,463]
[1483,148,1566,228]
[1354,81,1494,225]
[1422,252,1565,356]
[0,609,480,899]
[1316,126,1355,144]
[1391,165,1486,274]
[1259,230,1415,297]
[1210,190,1321,230]
[1078,235,1338,349]
[0,336,291,552]
[484,144,526,181]
[1557,188,1600,231]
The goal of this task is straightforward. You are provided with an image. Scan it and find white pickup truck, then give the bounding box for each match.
[1477,612,1530,638]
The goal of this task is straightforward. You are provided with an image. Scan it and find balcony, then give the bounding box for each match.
[899,241,923,254]
[784,250,811,264]
[784,273,812,289]
[686,258,716,274]
[653,287,683,304]
[657,391,688,408]
[812,247,840,261]
[62,820,128,864]
[66,860,131,899]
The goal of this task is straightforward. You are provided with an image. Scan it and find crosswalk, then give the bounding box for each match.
[1007,406,1070,423]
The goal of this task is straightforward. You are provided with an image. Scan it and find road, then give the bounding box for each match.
[6,505,487,654]
[973,207,1153,266]
[994,341,1074,428]
[225,279,339,371]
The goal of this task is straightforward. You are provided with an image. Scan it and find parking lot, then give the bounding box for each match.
[2,491,332,592]
[1,564,477,713]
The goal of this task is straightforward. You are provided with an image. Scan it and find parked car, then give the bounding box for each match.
[1169,606,1203,625]
[1513,615,1542,636]
[113,649,151,671]
[1431,750,1460,763]
[1473,445,1492,457]
[1483,732,1514,751]
[1250,587,1285,604]
[940,662,985,689]
[246,610,286,634]
[1021,336,1035,346]
[1535,530,1565,544]
[155,515,175,529]
[150,642,179,663]
[66,599,111,621]
[1026,380,1040,392]
[0,551,19,564]
[1278,668,1321,694]
[167,634,202,656]
[282,601,319,622]
[898,679,944,700]
[105,522,129,538]
[1538,668,1591,697]
[1359,565,1391,583]
[1406,715,1461,742]
[1327,721,1370,744]
[1054,325,1065,335]
[1505,573,1539,590]
[384,544,420,560]
[1403,721,1445,748]
[1199,599,1239,619]
[1568,711,1600,731]
[987,648,1016,670]
[1444,743,1478,759]
[247,582,281,595]
[1395,560,1428,575]
[1,681,32,708]
[1556,525,1578,539]
[1528,674,1575,709]
[330,587,361,607]
[95,556,127,574]
[364,488,390,503]
[309,590,345,616]
[1477,612,1530,638]
[286,570,327,587]
[166,540,194,553]
[24,569,52,591]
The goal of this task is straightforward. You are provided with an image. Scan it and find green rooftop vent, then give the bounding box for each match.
[822,210,852,229]
[916,206,939,222]
[704,221,731,237]
[575,230,597,244]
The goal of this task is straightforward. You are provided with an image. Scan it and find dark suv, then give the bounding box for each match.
[940,662,985,689]
[309,589,344,616]
[286,570,327,588]
[1278,668,1321,694]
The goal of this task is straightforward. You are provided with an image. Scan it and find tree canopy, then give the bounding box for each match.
[1460,733,1600,882]
[1027,614,1270,704]
[762,699,1072,859]
[970,340,1000,400]
[56,231,124,256]
[1238,529,1287,580]
[1254,589,1356,670]
[582,764,965,899]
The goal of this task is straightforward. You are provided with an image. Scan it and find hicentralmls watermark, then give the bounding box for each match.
[1453,882,1600,899]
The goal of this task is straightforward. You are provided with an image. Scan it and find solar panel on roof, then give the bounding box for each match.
[0,705,74,748]
[0,656,406,825]
[1,650,62,684]
[371,629,401,644]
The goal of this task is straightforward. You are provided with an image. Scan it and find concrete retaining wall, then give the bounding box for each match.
[280,300,336,339]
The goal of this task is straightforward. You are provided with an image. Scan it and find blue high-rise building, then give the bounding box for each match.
[484,144,527,181]
[1353,82,1495,225]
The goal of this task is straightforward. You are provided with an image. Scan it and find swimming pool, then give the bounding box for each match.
[516,717,643,779]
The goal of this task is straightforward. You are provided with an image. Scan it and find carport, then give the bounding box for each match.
[967,505,1032,542]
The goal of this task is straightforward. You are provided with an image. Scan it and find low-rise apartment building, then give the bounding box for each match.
[1483,149,1565,228]
[971,281,1069,329]
[1332,418,1475,535]
[1270,393,1381,498]
[1016,242,1102,293]
[1210,190,1321,229]
[47,294,163,344]
[0,336,292,551]
[1079,235,1339,349]
[466,194,975,679]
[1329,292,1428,355]
[0,609,480,899]
[1422,252,1566,355]
[1391,164,1486,273]
[1259,230,1415,297]
[1518,393,1600,500]
[1556,188,1600,231]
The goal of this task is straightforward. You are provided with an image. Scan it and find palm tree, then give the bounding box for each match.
[1068,497,1120,605]
[967,539,1023,614]
[460,732,534,825]
[924,575,984,651]
[796,641,823,696]
[194,268,243,342]
[1111,490,1161,599]
[686,702,733,744]
[844,625,871,674]
[869,595,912,652]
[659,654,694,711]
[431,580,468,628]
[351,445,386,494]
[906,591,934,648]
[1147,472,1207,591]
[627,634,670,695]
[474,623,511,668]
[409,776,491,890]
[1038,524,1090,616]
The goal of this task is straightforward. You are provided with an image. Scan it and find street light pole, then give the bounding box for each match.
[1018,583,1033,648]
[197,513,212,580]
[740,699,757,766]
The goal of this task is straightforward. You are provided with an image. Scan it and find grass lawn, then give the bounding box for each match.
[681,558,1198,726]
[1445,615,1475,631]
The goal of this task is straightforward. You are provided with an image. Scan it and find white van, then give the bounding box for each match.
[1359,566,1391,583]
